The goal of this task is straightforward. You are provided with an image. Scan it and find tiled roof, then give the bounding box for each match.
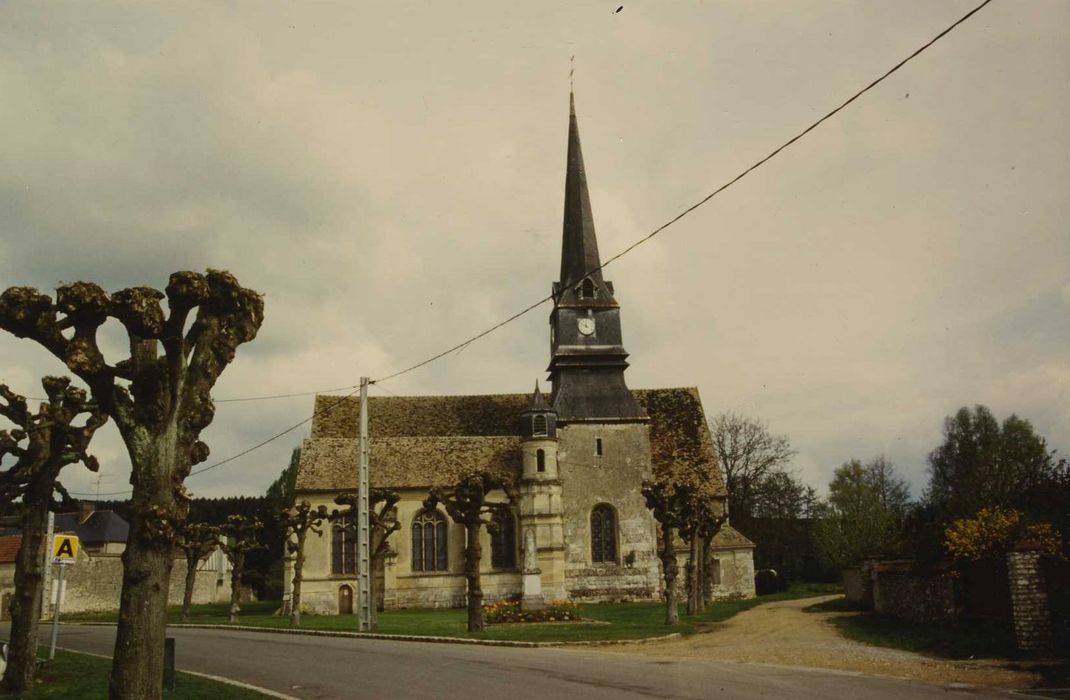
[0,534,22,564]
[296,436,521,491]
[298,387,725,496]
[711,524,755,550]
[54,510,129,545]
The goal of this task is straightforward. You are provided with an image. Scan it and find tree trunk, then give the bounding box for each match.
[107,424,196,700]
[290,531,305,627]
[659,522,679,625]
[701,537,715,605]
[2,507,47,693]
[464,522,483,632]
[229,551,245,624]
[686,534,704,616]
[181,553,198,623]
[108,503,179,700]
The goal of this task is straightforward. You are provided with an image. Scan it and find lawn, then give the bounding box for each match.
[0,648,270,699]
[69,582,841,643]
[802,597,1070,687]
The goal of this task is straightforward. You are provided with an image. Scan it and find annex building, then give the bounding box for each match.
[289,94,755,613]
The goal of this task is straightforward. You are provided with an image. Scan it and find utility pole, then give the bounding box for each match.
[357,376,373,631]
[40,511,54,620]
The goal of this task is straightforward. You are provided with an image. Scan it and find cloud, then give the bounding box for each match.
[1,1,1068,498]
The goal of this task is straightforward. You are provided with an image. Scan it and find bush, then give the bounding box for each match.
[483,599,579,624]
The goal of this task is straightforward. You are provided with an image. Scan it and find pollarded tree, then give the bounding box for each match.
[424,473,516,632]
[331,488,402,616]
[641,478,690,625]
[0,377,106,692]
[221,514,263,623]
[0,272,263,700]
[175,521,221,623]
[281,500,328,627]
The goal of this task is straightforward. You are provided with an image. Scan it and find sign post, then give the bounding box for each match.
[48,535,78,660]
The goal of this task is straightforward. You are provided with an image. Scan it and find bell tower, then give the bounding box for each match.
[548,93,645,422]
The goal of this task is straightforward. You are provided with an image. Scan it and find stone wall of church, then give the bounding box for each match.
[291,489,523,614]
[556,423,661,601]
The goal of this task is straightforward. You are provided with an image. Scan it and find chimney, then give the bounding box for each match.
[79,501,95,524]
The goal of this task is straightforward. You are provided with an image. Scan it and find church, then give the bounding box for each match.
[288,94,755,614]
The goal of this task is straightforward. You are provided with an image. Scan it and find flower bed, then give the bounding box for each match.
[483,599,579,624]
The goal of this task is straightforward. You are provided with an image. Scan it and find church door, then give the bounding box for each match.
[338,585,354,615]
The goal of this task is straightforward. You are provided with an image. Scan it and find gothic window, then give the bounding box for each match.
[411,509,449,572]
[490,509,517,570]
[581,278,595,299]
[590,504,618,564]
[595,437,603,456]
[536,448,546,473]
[331,518,357,575]
[532,414,548,437]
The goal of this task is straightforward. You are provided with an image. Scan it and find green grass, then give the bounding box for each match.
[0,648,270,699]
[69,582,841,643]
[802,596,1020,660]
[802,597,1070,688]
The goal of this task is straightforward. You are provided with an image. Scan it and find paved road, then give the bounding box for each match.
[2,623,1031,699]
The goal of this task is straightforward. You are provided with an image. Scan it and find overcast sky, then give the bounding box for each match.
[1,1,1067,501]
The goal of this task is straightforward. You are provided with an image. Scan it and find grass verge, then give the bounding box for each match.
[0,648,271,699]
[802,597,1070,688]
[69,582,841,643]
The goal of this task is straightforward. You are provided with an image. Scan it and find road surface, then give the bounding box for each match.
[1,622,1034,699]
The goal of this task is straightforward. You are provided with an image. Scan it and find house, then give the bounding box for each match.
[0,504,231,616]
[287,92,755,614]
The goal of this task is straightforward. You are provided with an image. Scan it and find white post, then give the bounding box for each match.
[357,377,373,631]
[48,563,66,660]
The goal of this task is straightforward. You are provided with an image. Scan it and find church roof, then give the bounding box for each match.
[297,387,725,495]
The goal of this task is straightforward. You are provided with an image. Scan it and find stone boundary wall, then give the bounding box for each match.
[1007,546,1052,651]
[872,561,959,624]
[51,551,228,615]
[842,564,873,608]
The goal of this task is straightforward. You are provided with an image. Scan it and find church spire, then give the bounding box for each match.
[559,91,608,296]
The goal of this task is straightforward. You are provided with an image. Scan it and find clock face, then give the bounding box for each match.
[577,317,595,336]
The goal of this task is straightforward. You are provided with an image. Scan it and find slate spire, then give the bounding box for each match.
[559,91,607,294]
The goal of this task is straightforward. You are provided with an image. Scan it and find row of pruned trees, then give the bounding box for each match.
[0,271,263,699]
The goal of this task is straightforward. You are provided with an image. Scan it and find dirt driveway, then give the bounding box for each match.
[594,595,1045,689]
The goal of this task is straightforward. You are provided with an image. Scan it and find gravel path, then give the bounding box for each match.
[593,595,1043,689]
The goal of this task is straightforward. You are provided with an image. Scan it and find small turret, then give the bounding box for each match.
[519,381,557,440]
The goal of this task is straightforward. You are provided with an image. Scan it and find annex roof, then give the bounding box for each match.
[710,524,755,550]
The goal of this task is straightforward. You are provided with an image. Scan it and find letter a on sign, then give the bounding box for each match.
[52,535,79,563]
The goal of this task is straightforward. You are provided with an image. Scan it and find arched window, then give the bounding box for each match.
[590,504,618,564]
[411,509,448,572]
[532,414,547,437]
[332,518,357,575]
[490,509,517,570]
[536,448,546,473]
[581,278,595,299]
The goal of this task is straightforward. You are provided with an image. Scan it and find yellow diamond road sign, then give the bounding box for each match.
[52,535,79,564]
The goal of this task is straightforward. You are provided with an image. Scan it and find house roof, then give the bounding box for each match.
[711,524,755,550]
[0,535,21,564]
[54,510,129,545]
[298,387,725,495]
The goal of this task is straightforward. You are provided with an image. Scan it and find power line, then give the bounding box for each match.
[62,0,995,495]
[374,0,994,385]
[68,383,369,497]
